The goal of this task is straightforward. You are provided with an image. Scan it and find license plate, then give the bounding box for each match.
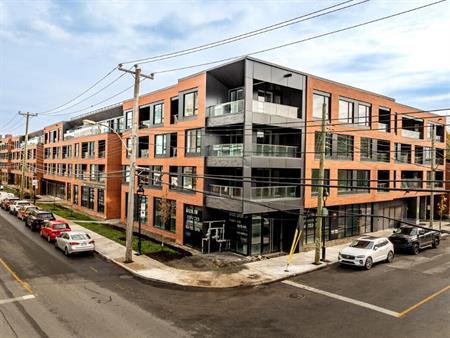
[81,242,87,246]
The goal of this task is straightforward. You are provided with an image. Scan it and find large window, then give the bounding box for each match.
[357,104,371,126]
[339,99,354,124]
[123,165,130,183]
[311,169,330,195]
[125,110,133,129]
[154,198,176,233]
[182,167,196,191]
[153,103,164,124]
[155,134,167,156]
[313,93,330,119]
[185,129,202,155]
[336,135,353,160]
[183,91,198,117]
[314,132,333,158]
[338,170,370,194]
[150,165,162,187]
[97,189,105,213]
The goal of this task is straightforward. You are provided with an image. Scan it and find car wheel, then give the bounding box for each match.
[54,241,59,249]
[386,251,394,263]
[365,257,373,270]
[432,237,440,248]
[64,247,70,256]
[412,243,420,255]
[47,235,51,243]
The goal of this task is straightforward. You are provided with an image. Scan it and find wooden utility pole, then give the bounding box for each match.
[430,124,436,229]
[314,102,327,264]
[18,111,38,199]
[118,64,153,263]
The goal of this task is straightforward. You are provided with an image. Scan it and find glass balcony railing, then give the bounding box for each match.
[401,179,422,189]
[140,120,151,129]
[377,152,390,162]
[254,144,298,158]
[208,143,243,157]
[251,186,297,200]
[210,184,243,199]
[377,181,390,192]
[379,122,390,132]
[139,149,149,158]
[402,129,421,139]
[252,100,299,119]
[208,100,244,117]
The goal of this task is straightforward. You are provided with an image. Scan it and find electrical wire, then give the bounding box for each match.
[152,0,447,75]
[122,0,369,65]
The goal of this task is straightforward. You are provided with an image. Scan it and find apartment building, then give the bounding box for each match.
[9,135,25,188]
[121,58,306,256]
[0,134,12,185]
[42,104,124,219]
[303,75,446,245]
[2,57,445,257]
[120,57,445,256]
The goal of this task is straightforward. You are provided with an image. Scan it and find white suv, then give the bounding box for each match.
[338,236,394,270]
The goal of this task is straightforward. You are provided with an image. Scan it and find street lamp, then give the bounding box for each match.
[321,189,330,262]
[136,184,145,256]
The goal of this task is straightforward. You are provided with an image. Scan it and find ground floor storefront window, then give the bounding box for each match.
[154,197,176,232]
[184,205,203,249]
[304,203,373,244]
[226,212,297,256]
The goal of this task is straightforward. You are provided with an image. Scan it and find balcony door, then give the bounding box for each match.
[229,87,244,101]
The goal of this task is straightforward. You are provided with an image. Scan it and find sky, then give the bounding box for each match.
[0,0,449,134]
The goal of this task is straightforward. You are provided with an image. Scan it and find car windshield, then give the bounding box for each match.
[39,213,54,220]
[349,240,373,249]
[70,234,90,240]
[393,227,416,235]
[54,223,69,230]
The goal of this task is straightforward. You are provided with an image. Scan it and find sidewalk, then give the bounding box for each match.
[59,216,450,288]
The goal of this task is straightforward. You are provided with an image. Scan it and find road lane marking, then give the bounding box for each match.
[282,280,400,317]
[90,266,98,273]
[397,284,450,318]
[0,257,33,294]
[0,295,35,305]
[422,261,450,275]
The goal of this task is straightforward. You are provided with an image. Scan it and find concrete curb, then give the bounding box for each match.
[94,248,338,290]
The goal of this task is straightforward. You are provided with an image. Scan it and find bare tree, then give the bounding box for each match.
[159,193,172,247]
[437,194,447,232]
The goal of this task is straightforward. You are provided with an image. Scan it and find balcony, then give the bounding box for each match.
[207,100,244,117]
[401,180,422,189]
[252,101,299,119]
[254,144,298,158]
[210,184,242,199]
[64,124,110,140]
[251,186,297,200]
[139,149,149,158]
[379,123,389,132]
[401,129,421,139]
[208,144,243,157]
[140,120,151,129]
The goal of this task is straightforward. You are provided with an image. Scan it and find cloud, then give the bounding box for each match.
[0,0,449,131]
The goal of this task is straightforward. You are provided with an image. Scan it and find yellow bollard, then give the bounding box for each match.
[285,227,303,271]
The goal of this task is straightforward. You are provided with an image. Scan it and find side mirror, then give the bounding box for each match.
[373,246,378,251]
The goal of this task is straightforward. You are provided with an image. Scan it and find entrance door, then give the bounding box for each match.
[262,218,281,254]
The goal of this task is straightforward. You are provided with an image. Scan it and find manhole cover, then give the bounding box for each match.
[289,293,305,299]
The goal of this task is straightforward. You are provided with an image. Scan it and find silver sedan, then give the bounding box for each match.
[55,231,95,256]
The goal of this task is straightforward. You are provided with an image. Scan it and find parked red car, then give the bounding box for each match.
[40,220,71,242]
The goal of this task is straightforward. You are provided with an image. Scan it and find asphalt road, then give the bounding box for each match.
[0,208,449,338]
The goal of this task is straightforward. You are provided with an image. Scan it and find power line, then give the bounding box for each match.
[152,0,447,75]
[122,0,369,65]
[38,67,118,114]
